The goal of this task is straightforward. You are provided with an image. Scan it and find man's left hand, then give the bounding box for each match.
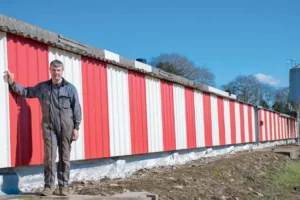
[72,129,79,141]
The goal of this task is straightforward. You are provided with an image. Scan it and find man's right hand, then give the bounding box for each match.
[3,70,14,85]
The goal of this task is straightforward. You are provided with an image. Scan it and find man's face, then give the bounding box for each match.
[50,65,64,83]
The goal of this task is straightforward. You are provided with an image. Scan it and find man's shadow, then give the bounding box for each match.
[1,93,32,194]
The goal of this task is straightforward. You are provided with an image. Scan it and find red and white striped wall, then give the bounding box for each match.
[0,32,297,169]
[258,108,298,142]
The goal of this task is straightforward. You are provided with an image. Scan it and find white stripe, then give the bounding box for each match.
[224,99,231,145]
[173,84,187,150]
[272,113,275,140]
[0,32,10,168]
[107,64,131,156]
[244,105,249,143]
[261,110,265,141]
[135,61,152,72]
[49,47,85,161]
[266,111,270,141]
[235,102,241,143]
[252,107,256,142]
[284,118,286,139]
[145,76,163,153]
[211,95,219,146]
[104,50,120,63]
[194,90,205,147]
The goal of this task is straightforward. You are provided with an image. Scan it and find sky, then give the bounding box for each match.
[1,0,300,88]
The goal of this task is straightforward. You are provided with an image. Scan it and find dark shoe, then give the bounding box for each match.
[40,187,53,196]
[60,187,73,196]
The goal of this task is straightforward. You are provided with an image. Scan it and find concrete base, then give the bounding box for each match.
[0,139,296,196]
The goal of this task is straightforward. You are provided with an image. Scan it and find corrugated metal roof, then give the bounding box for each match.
[0,13,248,102]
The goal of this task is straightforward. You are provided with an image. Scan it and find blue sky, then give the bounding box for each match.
[1,0,300,88]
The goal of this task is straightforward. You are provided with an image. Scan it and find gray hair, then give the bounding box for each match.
[50,59,64,69]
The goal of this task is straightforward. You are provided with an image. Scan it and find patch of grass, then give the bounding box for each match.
[267,162,300,189]
[244,175,255,182]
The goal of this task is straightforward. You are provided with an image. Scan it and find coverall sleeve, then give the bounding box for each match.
[9,81,40,98]
[71,88,82,130]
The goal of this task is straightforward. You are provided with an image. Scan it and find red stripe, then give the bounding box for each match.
[7,34,48,167]
[248,106,253,142]
[128,71,148,154]
[269,112,273,141]
[273,113,276,140]
[277,114,280,140]
[82,57,110,159]
[284,118,286,139]
[229,100,236,144]
[258,110,263,142]
[239,103,245,143]
[184,88,196,148]
[161,81,176,151]
[203,93,212,146]
[217,97,226,145]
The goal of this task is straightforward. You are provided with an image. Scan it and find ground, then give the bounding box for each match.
[71,145,300,200]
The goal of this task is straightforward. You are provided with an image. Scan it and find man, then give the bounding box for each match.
[4,60,82,196]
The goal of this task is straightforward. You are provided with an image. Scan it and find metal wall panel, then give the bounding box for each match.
[145,76,163,153]
[107,64,131,156]
[49,47,85,161]
[251,107,256,142]
[243,104,249,143]
[262,109,266,141]
[229,100,236,144]
[194,90,205,147]
[0,32,10,168]
[184,88,196,148]
[217,97,226,145]
[160,81,176,151]
[203,92,212,146]
[81,57,110,159]
[279,115,282,139]
[235,102,241,143]
[173,84,187,150]
[224,98,232,145]
[239,103,245,143]
[211,95,220,146]
[275,114,279,140]
[246,106,252,142]
[128,71,148,155]
[271,112,274,140]
[7,34,48,166]
[283,117,287,139]
[266,111,270,141]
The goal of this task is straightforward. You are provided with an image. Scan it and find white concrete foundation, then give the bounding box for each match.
[0,139,296,195]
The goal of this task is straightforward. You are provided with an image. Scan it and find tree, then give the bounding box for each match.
[272,87,297,117]
[222,75,275,106]
[150,53,215,86]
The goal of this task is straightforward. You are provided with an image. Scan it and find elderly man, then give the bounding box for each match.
[4,60,82,196]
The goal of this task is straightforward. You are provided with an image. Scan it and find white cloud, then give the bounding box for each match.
[254,73,281,86]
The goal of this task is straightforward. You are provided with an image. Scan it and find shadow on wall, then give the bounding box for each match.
[11,93,33,166]
[1,93,33,194]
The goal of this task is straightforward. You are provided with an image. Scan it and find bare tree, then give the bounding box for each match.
[150,53,215,86]
[222,75,275,108]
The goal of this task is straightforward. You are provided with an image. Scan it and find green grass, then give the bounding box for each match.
[268,162,300,189]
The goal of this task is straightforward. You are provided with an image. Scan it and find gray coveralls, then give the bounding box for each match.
[9,78,82,189]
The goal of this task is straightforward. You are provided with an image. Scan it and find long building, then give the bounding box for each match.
[0,14,298,169]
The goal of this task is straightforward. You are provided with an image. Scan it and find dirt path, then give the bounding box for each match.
[71,147,300,200]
